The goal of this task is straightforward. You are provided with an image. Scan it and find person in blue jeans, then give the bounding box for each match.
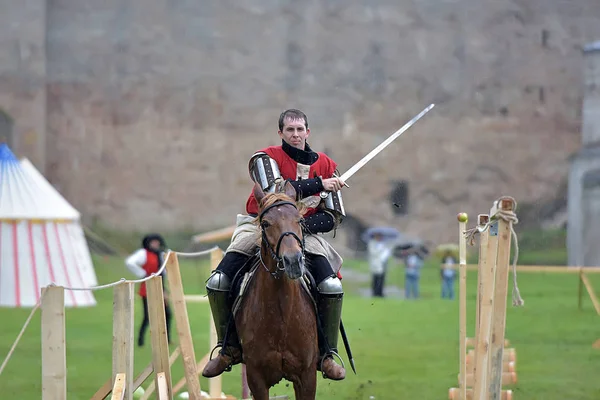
[440,251,457,299]
[404,250,424,299]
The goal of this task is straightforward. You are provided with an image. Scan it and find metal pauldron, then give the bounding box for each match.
[248,152,282,193]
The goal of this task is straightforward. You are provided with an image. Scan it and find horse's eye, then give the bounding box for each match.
[261,221,270,229]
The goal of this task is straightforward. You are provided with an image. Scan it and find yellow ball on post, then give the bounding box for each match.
[457,212,468,223]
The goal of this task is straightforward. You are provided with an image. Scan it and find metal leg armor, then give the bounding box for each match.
[202,270,242,378]
[206,270,233,347]
[316,275,346,380]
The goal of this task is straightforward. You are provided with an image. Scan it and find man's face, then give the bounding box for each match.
[148,239,161,251]
[278,117,310,150]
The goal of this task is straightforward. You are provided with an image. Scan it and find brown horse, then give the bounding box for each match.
[235,181,319,400]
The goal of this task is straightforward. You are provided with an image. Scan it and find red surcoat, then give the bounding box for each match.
[245,145,337,216]
[139,250,160,298]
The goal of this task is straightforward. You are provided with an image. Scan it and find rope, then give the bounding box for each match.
[463,196,524,307]
[0,290,46,377]
[46,246,220,291]
[0,245,220,379]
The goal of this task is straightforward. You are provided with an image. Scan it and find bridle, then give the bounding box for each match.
[258,200,306,278]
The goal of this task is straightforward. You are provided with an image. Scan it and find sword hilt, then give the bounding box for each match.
[319,172,349,199]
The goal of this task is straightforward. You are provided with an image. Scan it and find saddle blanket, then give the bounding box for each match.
[225,214,344,274]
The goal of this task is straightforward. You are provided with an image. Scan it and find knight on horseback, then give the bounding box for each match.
[202,108,348,381]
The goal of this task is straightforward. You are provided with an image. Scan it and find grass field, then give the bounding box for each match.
[1,236,600,399]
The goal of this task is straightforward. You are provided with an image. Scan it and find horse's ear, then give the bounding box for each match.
[283,180,297,201]
[253,181,266,206]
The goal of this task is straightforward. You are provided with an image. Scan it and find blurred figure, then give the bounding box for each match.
[125,233,172,347]
[440,250,457,300]
[403,248,425,300]
[367,232,394,297]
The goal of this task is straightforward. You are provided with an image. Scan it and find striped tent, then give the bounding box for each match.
[0,144,97,307]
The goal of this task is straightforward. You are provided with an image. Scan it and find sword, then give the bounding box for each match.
[339,319,356,374]
[321,103,435,198]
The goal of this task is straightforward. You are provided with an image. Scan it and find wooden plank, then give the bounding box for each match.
[461,372,517,386]
[581,273,600,315]
[487,198,515,400]
[90,378,113,400]
[578,269,584,310]
[458,265,600,273]
[41,286,67,400]
[146,276,173,399]
[473,220,499,400]
[112,283,135,400]
[209,249,224,398]
[133,363,155,392]
[472,214,489,392]
[466,337,509,348]
[458,215,468,400]
[91,363,154,400]
[156,373,169,400]
[468,349,516,364]
[141,347,181,400]
[192,225,236,243]
[468,361,515,374]
[172,353,210,394]
[183,295,209,303]
[164,252,203,400]
[449,388,512,400]
[111,373,126,400]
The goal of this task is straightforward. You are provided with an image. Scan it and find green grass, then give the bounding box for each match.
[1,245,600,399]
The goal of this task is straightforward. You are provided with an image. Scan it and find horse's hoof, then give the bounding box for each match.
[320,357,346,381]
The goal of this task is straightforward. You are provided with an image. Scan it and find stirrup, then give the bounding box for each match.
[319,350,345,379]
[208,343,234,372]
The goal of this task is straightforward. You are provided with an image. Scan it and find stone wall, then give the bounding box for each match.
[0,0,46,169]
[2,0,600,246]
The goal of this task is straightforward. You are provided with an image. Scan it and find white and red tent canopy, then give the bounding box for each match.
[0,144,97,307]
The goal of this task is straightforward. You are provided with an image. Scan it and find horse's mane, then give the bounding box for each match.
[256,192,308,219]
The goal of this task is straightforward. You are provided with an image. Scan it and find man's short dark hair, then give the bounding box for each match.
[279,109,308,131]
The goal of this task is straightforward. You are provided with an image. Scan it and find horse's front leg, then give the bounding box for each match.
[293,369,317,400]
[245,368,270,400]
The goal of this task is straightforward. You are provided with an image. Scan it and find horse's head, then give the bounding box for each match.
[254,181,306,280]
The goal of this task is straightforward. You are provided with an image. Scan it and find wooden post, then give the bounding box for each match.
[578,268,584,311]
[242,364,251,399]
[156,373,169,400]
[449,388,512,400]
[472,214,489,392]
[473,219,499,400]
[112,283,135,400]
[111,373,127,400]
[209,249,224,399]
[164,251,203,400]
[147,276,173,400]
[141,347,181,400]
[581,272,600,315]
[458,213,468,400]
[41,286,67,400]
[488,198,515,400]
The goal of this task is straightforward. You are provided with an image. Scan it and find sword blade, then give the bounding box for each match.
[339,319,356,374]
[339,103,435,182]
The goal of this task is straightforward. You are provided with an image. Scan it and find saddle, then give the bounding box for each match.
[228,250,318,318]
[216,250,340,373]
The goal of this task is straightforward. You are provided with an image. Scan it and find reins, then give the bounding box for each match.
[258,200,305,278]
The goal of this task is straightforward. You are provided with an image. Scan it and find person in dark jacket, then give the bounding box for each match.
[125,233,172,346]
